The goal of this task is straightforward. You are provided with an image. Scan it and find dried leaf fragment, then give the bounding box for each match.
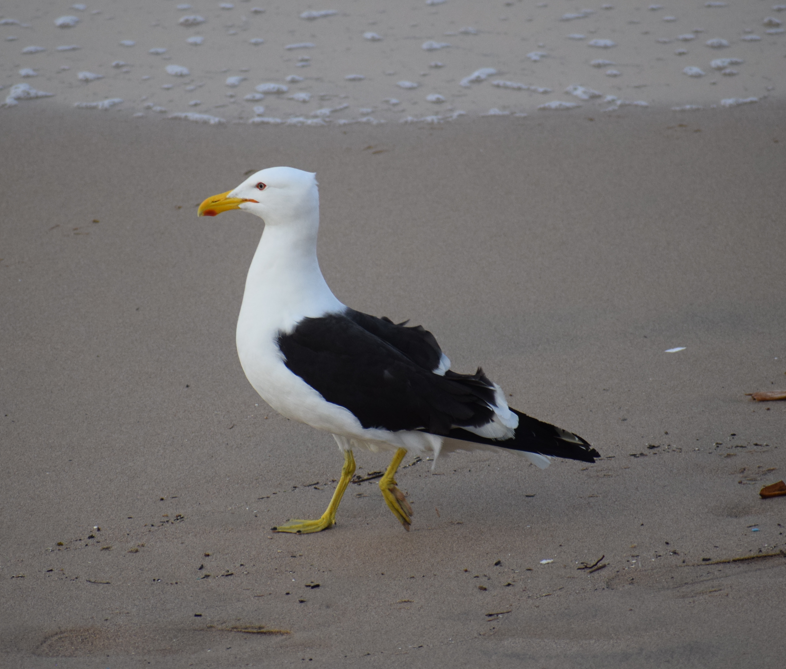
[760,480,786,498]
[747,391,786,401]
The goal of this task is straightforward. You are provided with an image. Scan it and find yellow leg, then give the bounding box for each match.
[272,449,356,534]
[379,448,413,531]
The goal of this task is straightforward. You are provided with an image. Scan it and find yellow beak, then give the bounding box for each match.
[197,190,248,217]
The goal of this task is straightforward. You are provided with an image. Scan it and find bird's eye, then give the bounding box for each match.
[256,182,266,191]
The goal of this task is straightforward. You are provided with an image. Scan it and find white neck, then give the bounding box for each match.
[238,221,343,338]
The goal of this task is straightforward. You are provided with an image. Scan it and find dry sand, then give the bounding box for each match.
[2,100,785,669]
[2,2,786,668]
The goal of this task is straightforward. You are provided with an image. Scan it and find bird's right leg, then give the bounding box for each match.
[272,449,356,534]
[379,448,413,531]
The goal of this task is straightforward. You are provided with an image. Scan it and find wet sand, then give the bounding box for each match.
[2,0,784,122]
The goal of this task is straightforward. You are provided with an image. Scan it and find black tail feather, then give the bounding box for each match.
[446,409,599,463]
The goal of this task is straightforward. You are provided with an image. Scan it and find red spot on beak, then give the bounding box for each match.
[201,209,218,217]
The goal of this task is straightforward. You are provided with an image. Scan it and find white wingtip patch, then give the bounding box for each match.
[525,452,552,469]
[434,353,451,376]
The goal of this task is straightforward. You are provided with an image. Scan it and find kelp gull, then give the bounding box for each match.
[198,166,599,533]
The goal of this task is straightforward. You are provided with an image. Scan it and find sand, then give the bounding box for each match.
[2,2,786,668]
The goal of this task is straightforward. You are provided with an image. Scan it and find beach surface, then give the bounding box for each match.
[2,2,786,668]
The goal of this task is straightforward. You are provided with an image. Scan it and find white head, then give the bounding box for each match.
[198,166,318,226]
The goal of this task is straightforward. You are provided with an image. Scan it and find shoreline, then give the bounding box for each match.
[2,0,784,124]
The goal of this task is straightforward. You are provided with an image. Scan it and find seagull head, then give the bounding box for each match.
[198,166,318,225]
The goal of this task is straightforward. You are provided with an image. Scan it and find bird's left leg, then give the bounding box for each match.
[272,449,356,534]
[379,448,413,531]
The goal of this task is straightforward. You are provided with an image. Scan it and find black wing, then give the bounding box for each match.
[277,311,494,434]
[278,310,599,464]
[344,308,445,373]
[447,410,599,463]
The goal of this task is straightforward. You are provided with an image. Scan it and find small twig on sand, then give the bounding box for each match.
[485,610,512,617]
[578,555,605,570]
[208,625,291,635]
[351,471,383,483]
[698,550,786,566]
